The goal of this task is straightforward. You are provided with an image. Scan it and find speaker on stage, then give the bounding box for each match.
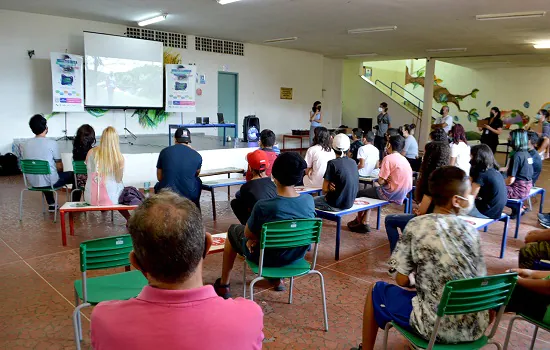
[243,115,260,142]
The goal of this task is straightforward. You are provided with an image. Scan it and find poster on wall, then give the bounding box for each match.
[50,52,84,112]
[165,64,197,112]
[280,87,293,100]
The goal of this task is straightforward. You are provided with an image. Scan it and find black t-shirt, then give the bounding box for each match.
[472,168,507,219]
[507,151,533,182]
[529,149,542,184]
[480,116,503,144]
[156,144,203,201]
[349,140,363,164]
[240,177,277,211]
[324,157,359,209]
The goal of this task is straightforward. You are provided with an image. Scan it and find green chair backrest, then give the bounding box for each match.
[79,235,134,272]
[437,272,518,317]
[259,219,323,250]
[20,159,51,175]
[72,160,87,175]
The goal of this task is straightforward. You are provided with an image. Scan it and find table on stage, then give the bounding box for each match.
[168,123,238,146]
[282,134,310,153]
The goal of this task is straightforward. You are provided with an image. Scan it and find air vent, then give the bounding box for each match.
[195,36,244,56]
[126,27,187,49]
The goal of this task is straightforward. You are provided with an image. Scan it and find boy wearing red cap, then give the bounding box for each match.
[231,150,277,224]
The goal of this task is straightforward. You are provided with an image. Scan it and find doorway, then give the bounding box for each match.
[217,72,238,138]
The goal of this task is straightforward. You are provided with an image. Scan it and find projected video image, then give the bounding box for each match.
[85,56,163,108]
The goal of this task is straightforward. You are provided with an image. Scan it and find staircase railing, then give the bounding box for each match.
[373,80,423,128]
[374,79,439,118]
[391,82,440,116]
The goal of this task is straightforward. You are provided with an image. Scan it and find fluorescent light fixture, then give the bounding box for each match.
[264,37,298,44]
[138,14,167,27]
[217,0,242,4]
[346,53,378,57]
[476,11,546,21]
[426,47,467,53]
[534,40,550,49]
[347,26,397,34]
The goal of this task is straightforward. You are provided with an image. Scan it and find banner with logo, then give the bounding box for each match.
[165,64,197,112]
[50,52,84,112]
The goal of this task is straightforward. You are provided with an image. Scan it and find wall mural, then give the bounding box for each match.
[485,101,531,130]
[44,49,182,129]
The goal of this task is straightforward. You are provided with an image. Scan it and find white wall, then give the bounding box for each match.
[0,10,342,153]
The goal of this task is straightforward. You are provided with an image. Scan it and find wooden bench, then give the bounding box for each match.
[459,213,511,259]
[315,197,390,260]
[208,232,227,255]
[506,187,546,238]
[202,178,247,221]
[295,186,323,195]
[59,202,139,246]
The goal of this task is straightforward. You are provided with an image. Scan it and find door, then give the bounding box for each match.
[217,72,238,138]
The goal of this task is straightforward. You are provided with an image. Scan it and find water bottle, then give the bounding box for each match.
[144,181,151,198]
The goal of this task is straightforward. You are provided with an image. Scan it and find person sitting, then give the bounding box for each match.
[505,129,533,202]
[214,152,315,299]
[357,131,380,178]
[348,128,364,164]
[400,124,419,171]
[354,166,488,350]
[72,124,96,199]
[91,191,264,350]
[518,229,550,269]
[527,131,542,186]
[245,129,279,181]
[505,268,550,326]
[429,127,448,142]
[382,128,400,159]
[384,135,450,253]
[155,127,202,208]
[84,127,130,220]
[231,150,277,225]
[22,114,75,211]
[314,134,359,211]
[303,127,335,187]
[449,124,471,176]
[348,135,412,233]
[469,144,507,219]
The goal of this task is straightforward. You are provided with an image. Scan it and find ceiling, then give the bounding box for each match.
[3,0,550,67]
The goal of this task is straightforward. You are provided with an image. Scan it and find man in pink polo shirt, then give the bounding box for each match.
[91,191,264,350]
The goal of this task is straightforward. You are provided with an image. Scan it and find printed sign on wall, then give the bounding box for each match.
[280,87,293,100]
[50,52,84,112]
[165,64,197,112]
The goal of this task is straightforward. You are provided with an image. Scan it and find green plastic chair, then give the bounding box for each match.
[72,235,148,350]
[19,159,69,223]
[503,309,550,349]
[72,160,87,199]
[382,272,518,350]
[242,218,328,331]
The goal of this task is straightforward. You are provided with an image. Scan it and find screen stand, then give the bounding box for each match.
[123,109,137,141]
[56,112,73,141]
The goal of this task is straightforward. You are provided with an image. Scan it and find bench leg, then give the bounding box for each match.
[335,217,342,261]
[211,188,217,221]
[484,226,488,232]
[376,206,382,230]
[540,191,546,214]
[514,202,522,239]
[60,212,67,246]
[69,212,75,236]
[500,216,510,259]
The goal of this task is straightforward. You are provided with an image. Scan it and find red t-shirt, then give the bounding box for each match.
[245,148,278,181]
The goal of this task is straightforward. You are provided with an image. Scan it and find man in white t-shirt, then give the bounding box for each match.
[357,131,380,177]
[432,106,454,134]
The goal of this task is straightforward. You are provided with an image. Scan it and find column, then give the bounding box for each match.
[418,58,436,149]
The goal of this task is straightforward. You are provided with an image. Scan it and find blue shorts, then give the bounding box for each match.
[372,281,416,331]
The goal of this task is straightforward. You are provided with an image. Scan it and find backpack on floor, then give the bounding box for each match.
[0,153,21,176]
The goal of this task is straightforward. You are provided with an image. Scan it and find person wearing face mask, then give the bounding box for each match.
[469,144,507,219]
[479,107,504,155]
[353,166,488,350]
[309,101,323,145]
[534,109,549,159]
[374,102,391,160]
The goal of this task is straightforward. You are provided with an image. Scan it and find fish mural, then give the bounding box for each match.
[405,66,479,121]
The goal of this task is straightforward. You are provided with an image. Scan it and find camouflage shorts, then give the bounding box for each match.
[519,241,550,269]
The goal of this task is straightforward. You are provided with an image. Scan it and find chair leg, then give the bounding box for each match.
[72,302,91,350]
[503,315,521,350]
[514,203,522,239]
[288,277,294,304]
[74,288,82,341]
[529,326,539,350]
[53,191,58,223]
[41,193,46,214]
[249,276,264,302]
[382,322,394,350]
[310,270,328,331]
[19,189,25,221]
[242,260,247,299]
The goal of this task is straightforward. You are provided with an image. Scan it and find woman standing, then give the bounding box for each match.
[303,127,335,187]
[480,107,503,155]
[84,126,130,220]
[309,101,322,145]
[449,124,471,176]
[374,102,391,160]
[400,124,419,171]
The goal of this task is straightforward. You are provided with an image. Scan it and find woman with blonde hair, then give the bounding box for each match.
[84,126,130,219]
